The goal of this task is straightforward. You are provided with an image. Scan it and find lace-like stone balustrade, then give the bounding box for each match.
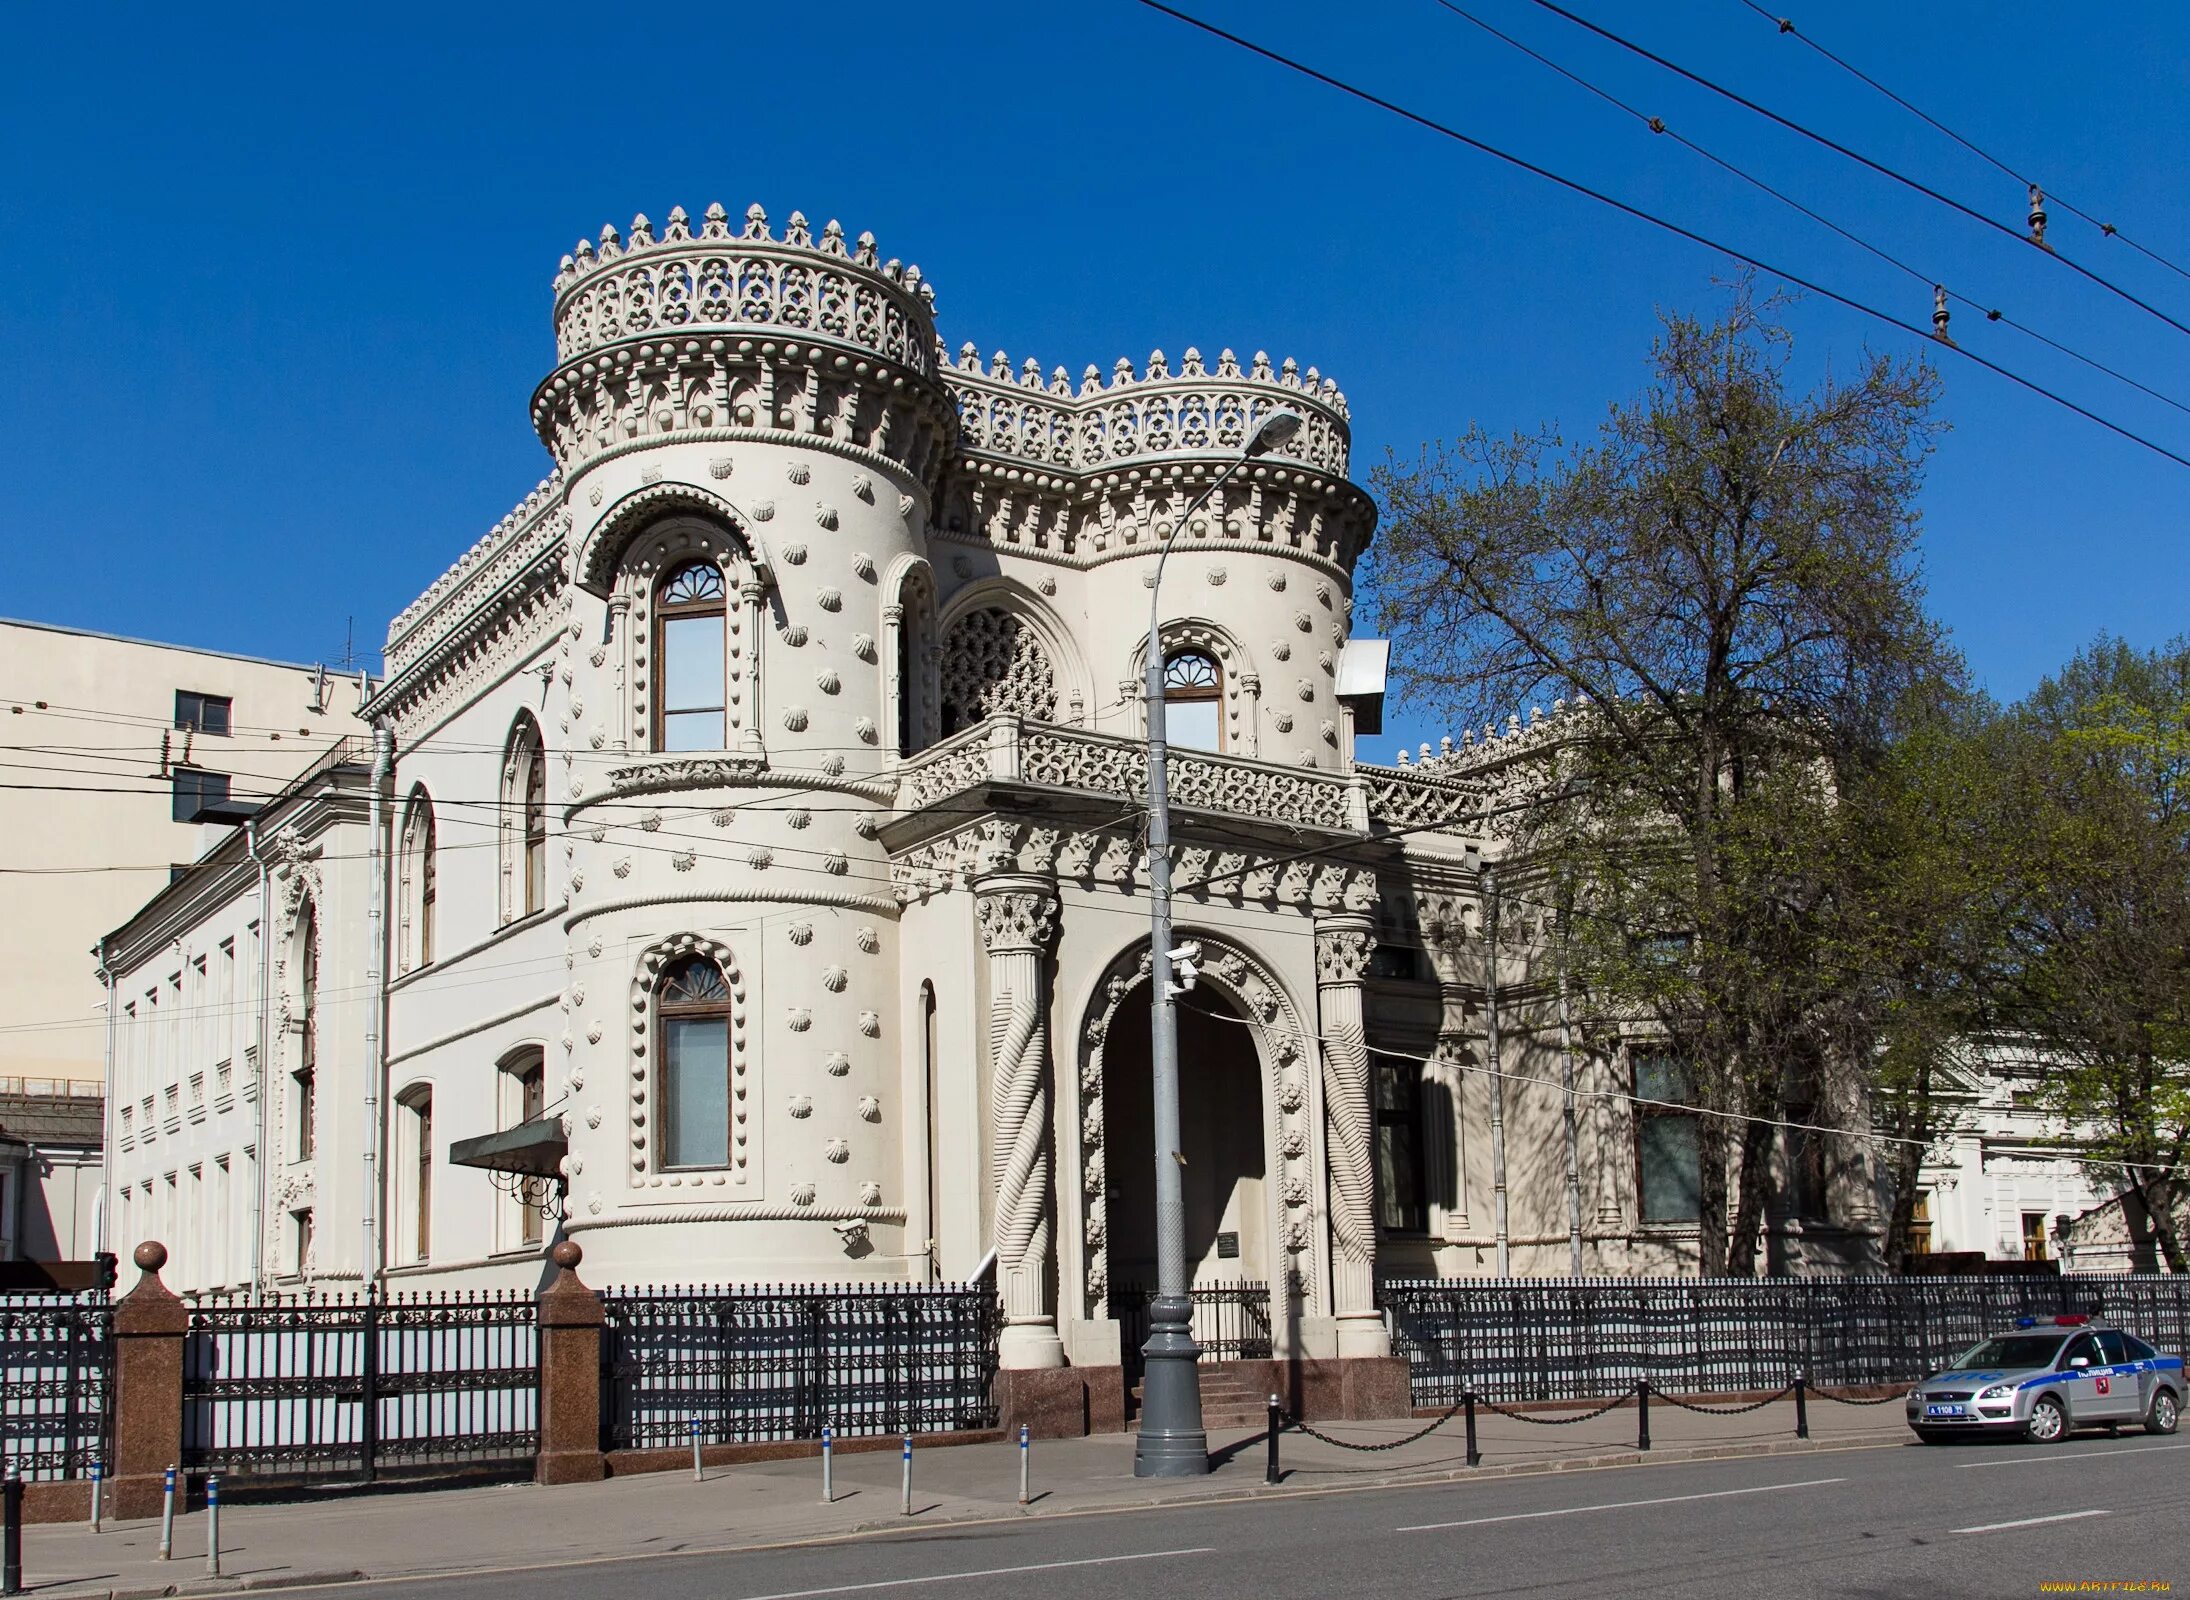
[946,343,1351,480]
[1355,765,1497,833]
[550,204,940,377]
[895,717,1357,833]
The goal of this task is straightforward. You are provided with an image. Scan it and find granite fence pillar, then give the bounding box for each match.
[535,1240,606,1484]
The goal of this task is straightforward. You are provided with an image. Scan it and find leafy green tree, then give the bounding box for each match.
[1370,287,1947,1274]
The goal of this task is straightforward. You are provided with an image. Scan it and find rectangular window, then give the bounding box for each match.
[1635,1051,1703,1224]
[660,614,727,751]
[1908,1191,1932,1255]
[175,690,233,736]
[662,1014,731,1168]
[171,766,230,822]
[2022,1212,2050,1262]
[1374,1056,1427,1233]
[293,1068,316,1161]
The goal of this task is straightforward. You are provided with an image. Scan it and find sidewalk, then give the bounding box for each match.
[11,1397,1907,1598]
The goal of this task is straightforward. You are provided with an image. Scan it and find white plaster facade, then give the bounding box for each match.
[99,204,1891,1358]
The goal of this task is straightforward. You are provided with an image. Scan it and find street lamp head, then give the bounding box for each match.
[1244,410,1304,458]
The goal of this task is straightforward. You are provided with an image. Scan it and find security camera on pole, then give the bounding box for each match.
[1134,407,1303,1479]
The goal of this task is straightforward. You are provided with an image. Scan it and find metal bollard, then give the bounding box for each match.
[1463,1393,1481,1468]
[4,1461,23,1599]
[1017,1424,1030,1506]
[690,1417,703,1482]
[89,1462,103,1533]
[1265,1395,1282,1485]
[821,1424,834,1504]
[1794,1374,1809,1441]
[899,1435,912,1517]
[1636,1379,1652,1452]
[204,1476,221,1578]
[157,1465,176,1560]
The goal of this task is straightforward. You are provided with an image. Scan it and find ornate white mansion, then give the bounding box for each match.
[99,204,1879,1392]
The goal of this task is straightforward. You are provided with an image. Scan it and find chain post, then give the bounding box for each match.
[204,1475,220,1578]
[1464,1393,1481,1467]
[1265,1395,1282,1484]
[157,1465,175,1560]
[899,1434,912,1516]
[1794,1373,1809,1440]
[1636,1378,1651,1451]
[1018,1424,1030,1506]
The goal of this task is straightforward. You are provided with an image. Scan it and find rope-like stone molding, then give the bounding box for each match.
[976,875,1059,1346]
[565,1205,907,1232]
[564,886,897,933]
[1315,918,1378,1295]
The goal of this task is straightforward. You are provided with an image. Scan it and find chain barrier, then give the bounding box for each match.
[1280,1395,1468,1452]
[1650,1381,1798,1417]
[1810,1385,1907,1406]
[1473,1390,1634,1425]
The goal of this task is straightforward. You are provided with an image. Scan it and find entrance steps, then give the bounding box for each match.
[1127,1371,1270,1431]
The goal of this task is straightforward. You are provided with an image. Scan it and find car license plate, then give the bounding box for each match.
[1926,1404,1967,1417]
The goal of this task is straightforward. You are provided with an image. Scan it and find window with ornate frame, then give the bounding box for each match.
[658,954,734,1169]
[398,788,437,972]
[501,716,547,925]
[293,900,317,1163]
[655,560,728,751]
[1162,649,1223,752]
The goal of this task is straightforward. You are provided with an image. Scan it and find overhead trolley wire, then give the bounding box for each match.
[1734,0,2190,286]
[1131,0,2190,471]
[1429,0,2190,420]
[1520,0,2190,342]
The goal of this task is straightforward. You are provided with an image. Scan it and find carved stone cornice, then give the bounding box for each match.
[974,876,1060,954]
[1315,916,1376,987]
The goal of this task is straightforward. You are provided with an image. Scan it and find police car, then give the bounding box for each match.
[1905,1315,2184,1444]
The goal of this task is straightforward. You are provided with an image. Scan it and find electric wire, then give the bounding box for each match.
[1521,0,2190,341]
[1130,1,2190,471]
[1430,0,2190,419]
[1734,0,2190,286]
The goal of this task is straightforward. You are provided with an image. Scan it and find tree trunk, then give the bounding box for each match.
[1696,1115,1731,1277]
[1727,1110,1777,1277]
[2139,1171,2187,1274]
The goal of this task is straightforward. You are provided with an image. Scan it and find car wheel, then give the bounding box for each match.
[2027,1394,2069,1444]
[2147,1389,2180,1437]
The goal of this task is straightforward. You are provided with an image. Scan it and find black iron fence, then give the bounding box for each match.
[0,1292,111,1481]
[1384,1273,2190,1407]
[1111,1283,1276,1387]
[181,1289,538,1485]
[599,1283,1000,1450]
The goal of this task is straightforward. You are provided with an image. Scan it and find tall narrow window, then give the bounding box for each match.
[398,1087,433,1263]
[1162,650,1223,752]
[400,789,438,972]
[523,751,546,914]
[499,1050,547,1247]
[658,954,733,1169]
[1634,1051,1701,1224]
[293,903,317,1163]
[656,562,728,751]
[1375,1056,1427,1233]
[502,717,546,925]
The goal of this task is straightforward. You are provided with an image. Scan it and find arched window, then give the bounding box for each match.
[293,901,317,1163]
[501,717,547,925]
[656,561,728,751]
[1163,650,1224,752]
[658,954,733,1169]
[398,789,437,972]
[938,607,1059,736]
[396,1085,432,1264]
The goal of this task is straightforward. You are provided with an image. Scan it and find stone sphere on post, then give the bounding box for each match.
[132,1241,168,1274]
[550,1240,583,1272]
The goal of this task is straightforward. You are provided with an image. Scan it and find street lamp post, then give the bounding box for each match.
[1134,408,1303,1479]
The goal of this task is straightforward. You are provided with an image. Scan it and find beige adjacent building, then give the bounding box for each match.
[0,619,371,1087]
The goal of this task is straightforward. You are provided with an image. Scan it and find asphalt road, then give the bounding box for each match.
[300,1432,2189,1599]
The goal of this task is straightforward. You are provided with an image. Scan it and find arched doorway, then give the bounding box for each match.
[1102,983,1268,1292]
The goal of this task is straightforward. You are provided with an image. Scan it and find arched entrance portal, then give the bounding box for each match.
[1102,983,1268,1292]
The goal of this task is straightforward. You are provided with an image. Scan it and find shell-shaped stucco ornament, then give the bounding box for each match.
[1037,576,1057,596]
[851,552,875,580]
[1206,566,1227,586]
[851,632,877,662]
[787,1008,813,1032]
[751,499,776,521]
[586,1021,604,1045]
[857,1095,881,1122]
[857,1011,881,1038]
[708,455,735,479]
[585,1106,604,1131]
[711,808,735,828]
[672,849,697,871]
[746,847,774,870]
[1272,641,1292,662]
[821,754,847,776]
[824,852,849,875]
[1141,571,1157,589]
[897,493,916,520]
[786,807,812,829]
[786,462,812,485]
[854,717,877,745]
[816,668,841,694]
[853,814,880,839]
[1268,571,1288,592]
[639,464,663,485]
[788,1094,813,1118]
[588,825,607,843]
[1273,713,1294,734]
[782,706,810,732]
[569,693,586,718]
[952,555,973,579]
[588,935,605,959]
[640,809,663,832]
[1296,680,1316,702]
[588,484,604,506]
[790,1182,817,1207]
[855,926,880,954]
[588,1192,605,1216]
[850,473,875,503]
[857,1181,883,1206]
[1294,611,1314,633]
[823,1138,850,1164]
[783,624,809,647]
[814,505,839,531]
[782,543,809,565]
[612,857,633,879]
[821,965,849,993]
[787,921,814,945]
[569,869,586,893]
[1317,582,1333,606]
[824,1051,851,1076]
[815,587,843,612]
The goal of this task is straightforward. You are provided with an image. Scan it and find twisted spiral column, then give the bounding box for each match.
[977,875,1065,1369]
[1317,915,1388,1357]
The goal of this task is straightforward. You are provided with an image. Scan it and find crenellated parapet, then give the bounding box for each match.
[531,204,958,486]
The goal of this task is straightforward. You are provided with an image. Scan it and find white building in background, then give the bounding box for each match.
[0,1078,104,1268]
[100,204,1892,1396]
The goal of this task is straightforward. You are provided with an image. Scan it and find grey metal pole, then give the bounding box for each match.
[1017,1424,1030,1506]
[1133,410,1300,1479]
[821,1424,833,1503]
[1558,968,1583,1277]
[157,1465,175,1560]
[690,1417,703,1482]
[88,1462,102,1533]
[899,1435,912,1516]
[204,1476,220,1578]
[1483,865,1510,1278]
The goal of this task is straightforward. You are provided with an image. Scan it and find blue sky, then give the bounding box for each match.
[3,1,2183,758]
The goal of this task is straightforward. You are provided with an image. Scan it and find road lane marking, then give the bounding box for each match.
[726,1547,1217,1600]
[1958,1442,2190,1469]
[1396,1476,1844,1532]
[1951,1510,2110,1535]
